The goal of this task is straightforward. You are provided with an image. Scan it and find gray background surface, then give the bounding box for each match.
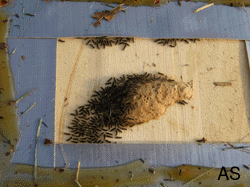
[4,0,250,181]
[5,0,250,39]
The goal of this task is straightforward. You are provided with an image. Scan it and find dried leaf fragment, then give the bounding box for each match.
[43,138,53,145]
[0,0,9,8]
[104,13,116,21]
[92,4,125,27]
[92,10,110,19]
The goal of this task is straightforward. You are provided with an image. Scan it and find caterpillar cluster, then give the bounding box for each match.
[76,36,200,50]
[80,36,134,50]
[64,72,193,144]
[154,38,200,47]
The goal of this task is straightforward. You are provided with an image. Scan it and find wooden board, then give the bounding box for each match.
[55,38,250,143]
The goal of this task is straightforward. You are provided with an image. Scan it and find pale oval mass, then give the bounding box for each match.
[126,79,194,125]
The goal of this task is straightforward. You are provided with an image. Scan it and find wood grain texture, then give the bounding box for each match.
[56,38,250,143]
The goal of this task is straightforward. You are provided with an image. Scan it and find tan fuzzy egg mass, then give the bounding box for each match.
[126,80,194,125]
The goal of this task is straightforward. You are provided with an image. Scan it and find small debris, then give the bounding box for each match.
[194,3,214,13]
[24,13,35,17]
[222,143,250,151]
[23,7,37,17]
[154,0,160,5]
[130,174,134,180]
[5,152,10,156]
[0,116,3,119]
[21,102,36,116]
[34,119,42,181]
[206,67,214,71]
[42,122,48,128]
[243,165,250,169]
[213,82,232,87]
[75,180,82,187]
[178,100,188,105]
[101,3,126,13]
[139,158,145,164]
[227,142,234,147]
[43,138,53,145]
[14,87,38,104]
[160,182,167,187]
[149,168,155,174]
[76,161,81,181]
[179,168,185,176]
[0,42,7,49]
[21,55,25,60]
[178,0,182,6]
[10,145,14,152]
[59,169,64,173]
[241,2,248,13]
[163,177,175,181]
[9,100,15,105]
